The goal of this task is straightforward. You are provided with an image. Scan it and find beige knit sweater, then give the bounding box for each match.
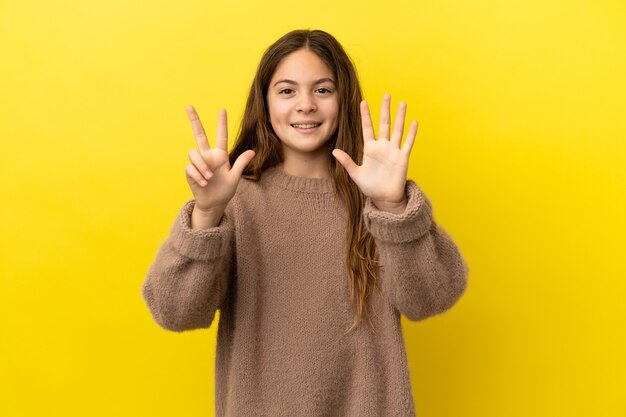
[142,165,469,417]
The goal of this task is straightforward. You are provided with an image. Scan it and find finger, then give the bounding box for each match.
[401,120,419,157]
[230,149,255,179]
[186,105,211,152]
[360,101,375,143]
[216,108,228,151]
[186,164,208,187]
[332,148,359,178]
[390,101,407,148]
[188,148,213,181]
[378,93,391,140]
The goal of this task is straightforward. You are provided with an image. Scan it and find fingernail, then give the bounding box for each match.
[205,170,212,179]
[200,180,207,186]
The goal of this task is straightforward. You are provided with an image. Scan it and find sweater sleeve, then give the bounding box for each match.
[141,199,234,332]
[363,180,469,322]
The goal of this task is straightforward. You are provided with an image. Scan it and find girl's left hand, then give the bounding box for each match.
[332,93,418,213]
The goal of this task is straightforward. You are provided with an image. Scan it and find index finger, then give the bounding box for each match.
[215,108,228,152]
[360,100,375,142]
[186,105,211,152]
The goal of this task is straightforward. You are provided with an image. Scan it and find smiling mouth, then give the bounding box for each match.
[291,123,321,129]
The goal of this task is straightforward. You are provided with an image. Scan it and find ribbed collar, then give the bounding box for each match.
[261,165,336,194]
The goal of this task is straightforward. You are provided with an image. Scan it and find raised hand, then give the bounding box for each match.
[331,94,418,212]
[185,105,255,214]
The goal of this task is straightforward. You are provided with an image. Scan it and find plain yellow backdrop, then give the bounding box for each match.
[1,0,625,416]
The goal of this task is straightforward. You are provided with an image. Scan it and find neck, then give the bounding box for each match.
[278,154,332,180]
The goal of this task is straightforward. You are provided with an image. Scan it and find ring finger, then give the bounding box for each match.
[390,101,407,147]
[188,148,213,181]
[186,164,208,187]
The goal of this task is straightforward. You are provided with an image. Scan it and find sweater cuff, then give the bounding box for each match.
[170,200,233,261]
[363,180,433,243]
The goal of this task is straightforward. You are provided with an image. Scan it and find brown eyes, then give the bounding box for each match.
[278,88,333,95]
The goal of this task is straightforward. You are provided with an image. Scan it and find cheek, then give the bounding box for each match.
[267,97,279,122]
[328,100,339,120]
[329,103,339,126]
[269,102,288,123]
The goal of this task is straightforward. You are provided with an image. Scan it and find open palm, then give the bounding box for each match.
[332,94,418,205]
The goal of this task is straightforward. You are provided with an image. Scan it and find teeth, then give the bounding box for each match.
[292,123,320,129]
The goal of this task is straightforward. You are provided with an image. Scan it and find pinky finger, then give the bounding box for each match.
[186,164,208,186]
[401,121,419,156]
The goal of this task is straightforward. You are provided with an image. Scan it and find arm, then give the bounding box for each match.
[141,199,234,332]
[363,180,469,322]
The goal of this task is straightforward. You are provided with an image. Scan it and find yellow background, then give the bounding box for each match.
[1,0,625,415]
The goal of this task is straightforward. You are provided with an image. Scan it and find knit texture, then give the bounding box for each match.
[142,165,469,417]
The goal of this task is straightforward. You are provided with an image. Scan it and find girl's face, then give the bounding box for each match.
[267,49,339,162]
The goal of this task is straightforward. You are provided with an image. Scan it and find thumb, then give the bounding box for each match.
[332,149,359,178]
[230,150,256,178]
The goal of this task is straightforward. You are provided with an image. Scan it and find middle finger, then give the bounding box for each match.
[378,93,391,140]
[186,105,211,152]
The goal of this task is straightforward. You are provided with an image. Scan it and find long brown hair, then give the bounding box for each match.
[229,29,382,334]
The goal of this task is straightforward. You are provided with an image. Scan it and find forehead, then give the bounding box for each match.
[270,49,334,82]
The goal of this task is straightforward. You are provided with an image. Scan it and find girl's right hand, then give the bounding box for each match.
[185,105,255,213]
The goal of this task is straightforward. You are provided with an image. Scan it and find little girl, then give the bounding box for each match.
[142,29,469,417]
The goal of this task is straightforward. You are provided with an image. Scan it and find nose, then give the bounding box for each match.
[296,92,317,113]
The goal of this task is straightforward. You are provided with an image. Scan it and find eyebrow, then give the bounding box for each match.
[272,78,336,87]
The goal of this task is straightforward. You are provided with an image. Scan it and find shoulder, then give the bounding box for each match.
[229,170,276,210]
[234,173,266,198]
[234,166,283,197]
